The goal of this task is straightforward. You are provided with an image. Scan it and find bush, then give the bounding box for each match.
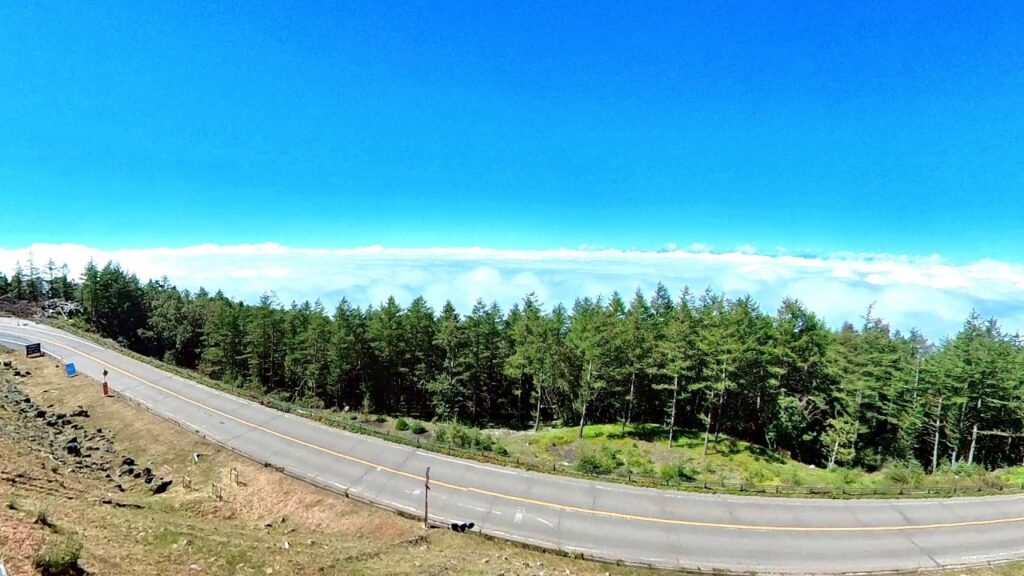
[433,423,495,452]
[33,534,83,576]
[575,444,619,475]
[410,421,427,435]
[35,506,54,528]
[829,466,866,487]
[883,460,925,487]
[623,445,655,476]
[659,458,697,483]
[493,444,509,457]
[394,418,409,431]
[946,462,985,478]
[294,395,325,410]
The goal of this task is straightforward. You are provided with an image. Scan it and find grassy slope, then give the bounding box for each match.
[500,423,1024,494]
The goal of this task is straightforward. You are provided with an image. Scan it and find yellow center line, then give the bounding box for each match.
[8,327,1024,533]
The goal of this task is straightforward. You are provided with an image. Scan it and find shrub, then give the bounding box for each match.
[33,534,83,576]
[374,415,387,423]
[394,418,410,431]
[493,444,509,457]
[659,458,697,483]
[883,460,925,487]
[575,443,619,475]
[294,395,325,410]
[410,421,427,435]
[830,466,866,487]
[7,492,20,510]
[433,423,495,452]
[946,462,985,478]
[35,506,54,528]
[623,445,655,476]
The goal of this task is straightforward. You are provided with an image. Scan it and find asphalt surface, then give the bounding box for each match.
[2,318,1024,574]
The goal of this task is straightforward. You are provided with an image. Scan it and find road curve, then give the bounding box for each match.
[2,319,1023,574]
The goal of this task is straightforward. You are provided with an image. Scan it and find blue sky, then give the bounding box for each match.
[2,3,1024,337]
[2,1,1022,259]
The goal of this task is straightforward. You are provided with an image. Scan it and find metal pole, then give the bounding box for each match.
[423,466,430,528]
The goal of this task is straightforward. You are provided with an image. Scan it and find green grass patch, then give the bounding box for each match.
[33,534,83,576]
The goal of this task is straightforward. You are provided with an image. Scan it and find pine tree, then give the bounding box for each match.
[429,301,468,421]
[655,288,697,446]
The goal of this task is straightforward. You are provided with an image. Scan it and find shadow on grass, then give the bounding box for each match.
[604,423,667,442]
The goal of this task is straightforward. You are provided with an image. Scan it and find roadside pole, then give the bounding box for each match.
[423,466,431,528]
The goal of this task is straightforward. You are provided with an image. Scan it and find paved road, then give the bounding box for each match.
[2,319,1024,574]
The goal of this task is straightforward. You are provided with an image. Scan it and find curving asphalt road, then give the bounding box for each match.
[2,318,1024,574]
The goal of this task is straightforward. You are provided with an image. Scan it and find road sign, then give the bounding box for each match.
[65,362,78,378]
[25,343,43,358]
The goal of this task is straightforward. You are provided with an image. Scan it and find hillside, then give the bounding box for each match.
[0,351,667,576]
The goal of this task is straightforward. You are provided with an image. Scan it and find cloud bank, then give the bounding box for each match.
[2,243,1023,340]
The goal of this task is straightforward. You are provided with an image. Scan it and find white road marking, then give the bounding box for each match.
[457,502,489,513]
[961,549,1024,561]
[415,451,519,475]
[533,515,554,528]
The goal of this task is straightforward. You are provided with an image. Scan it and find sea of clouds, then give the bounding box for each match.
[2,242,1023,341]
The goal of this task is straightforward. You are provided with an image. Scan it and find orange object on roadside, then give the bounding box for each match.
[102,380,109,396]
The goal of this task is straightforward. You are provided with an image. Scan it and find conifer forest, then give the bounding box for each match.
[3,259,1022,473]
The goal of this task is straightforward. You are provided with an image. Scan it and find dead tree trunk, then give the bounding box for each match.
[667,374,679,447]
[621,371,636,437]
[931,396,943,474]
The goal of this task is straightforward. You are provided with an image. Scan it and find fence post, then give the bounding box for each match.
[423,466,430,528]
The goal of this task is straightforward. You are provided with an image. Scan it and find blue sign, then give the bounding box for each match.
[65,362,78,378]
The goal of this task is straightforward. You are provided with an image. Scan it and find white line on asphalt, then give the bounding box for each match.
[960,549,1024,561]
[457,502,489,513]
[414,451,519,475]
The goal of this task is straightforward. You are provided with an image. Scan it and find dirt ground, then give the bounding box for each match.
[0,351,1020,576]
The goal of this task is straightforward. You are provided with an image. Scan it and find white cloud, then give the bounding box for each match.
[2,242,1024,340]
